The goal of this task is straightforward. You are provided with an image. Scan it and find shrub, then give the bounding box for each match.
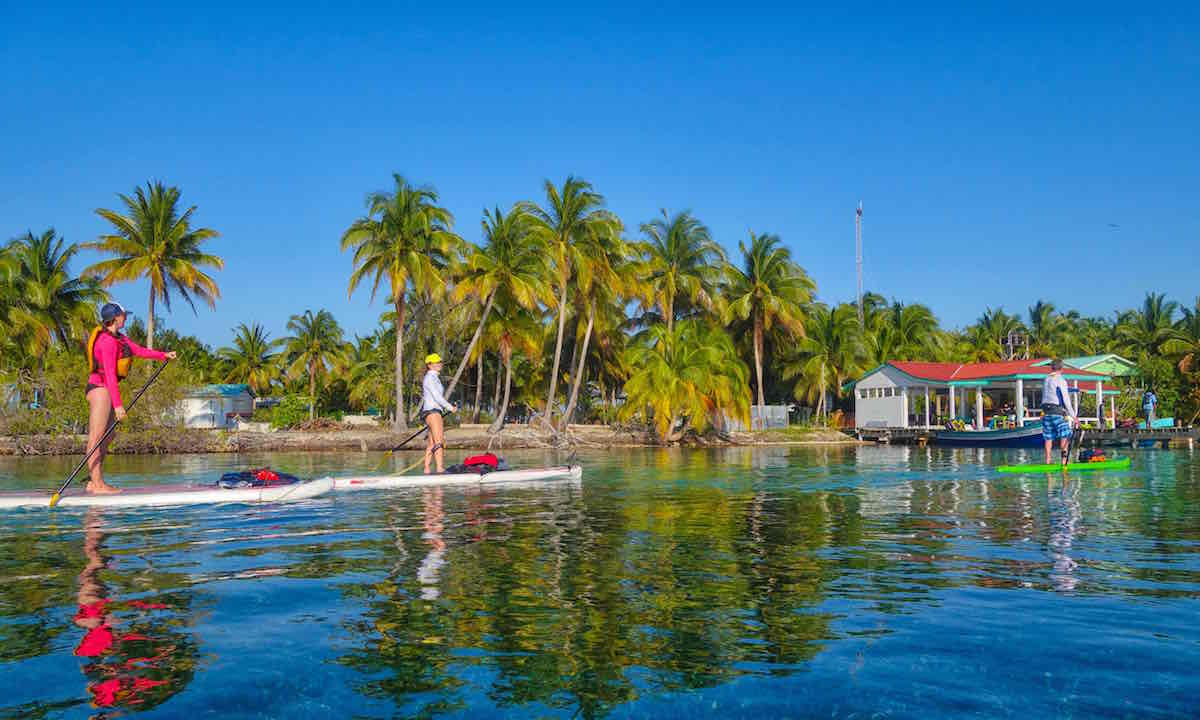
[270,395,311,430]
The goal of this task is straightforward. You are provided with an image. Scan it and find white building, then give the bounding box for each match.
[180,384,255,429]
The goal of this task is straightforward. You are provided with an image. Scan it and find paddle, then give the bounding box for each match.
[50,360,169,507]
[374,410,457,472]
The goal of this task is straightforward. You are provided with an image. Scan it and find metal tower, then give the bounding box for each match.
[856,202,863,325]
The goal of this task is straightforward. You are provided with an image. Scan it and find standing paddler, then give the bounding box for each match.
[1040,358,1078,467]
[83,303,175,494]
[420,353,457,474]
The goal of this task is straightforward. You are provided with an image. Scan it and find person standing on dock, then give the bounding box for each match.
[1041,359,1078,466]
[1142,388,1158,426]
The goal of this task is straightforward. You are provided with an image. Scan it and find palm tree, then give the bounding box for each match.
[722,232,815,426]
[868,299,939,363]
[636,209,725,332]
[781,303,868,418]
[561,218,632,429]
[85,181,222,349]
[4,229,105,352]
[345,330,396,417]
[620,319,750,443]
[444,205,550,398]
[1164,297,1200,374]
[280,309,347,420]
[521,176,616,421]
[1027,300,1061,356]
[486,304,543,433]
[1117,292,1179,358]
[341,174,457,430]
[218,322,279,395]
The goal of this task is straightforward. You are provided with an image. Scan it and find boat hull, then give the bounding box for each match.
[0,477,334,510]
[935,422,1045,448]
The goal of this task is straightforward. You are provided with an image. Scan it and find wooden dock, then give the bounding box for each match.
[855,426,1198,449]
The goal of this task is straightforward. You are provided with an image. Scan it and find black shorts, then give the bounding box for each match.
[420,409,443,423]
[85,383,102,398]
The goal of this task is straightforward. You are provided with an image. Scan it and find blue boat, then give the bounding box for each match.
[935,420,1045,448]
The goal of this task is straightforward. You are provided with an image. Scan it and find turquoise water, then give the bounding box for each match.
[0,446,1197,719]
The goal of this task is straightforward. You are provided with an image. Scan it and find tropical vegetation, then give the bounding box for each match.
[3,174,1199,440]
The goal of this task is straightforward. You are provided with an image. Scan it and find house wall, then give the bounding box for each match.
[181,393,254,429]
[853,367,909,428]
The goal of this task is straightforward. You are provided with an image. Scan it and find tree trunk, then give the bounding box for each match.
[753,311,765,430]
[445,291,495,398]
[472,351,483,423]
[545,278,569,420]
[147,288,156,350]
[309,361,316,420]
[492,351,502,413]
[665,293,673,335]
[562,298,596,430]
[819,363,827,419]
[394,296,408,431]
[489,353,513,433]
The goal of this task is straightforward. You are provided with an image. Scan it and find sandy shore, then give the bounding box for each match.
[0,423,859,456]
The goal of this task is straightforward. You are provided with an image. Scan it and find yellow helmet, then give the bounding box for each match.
[425,353,443,365]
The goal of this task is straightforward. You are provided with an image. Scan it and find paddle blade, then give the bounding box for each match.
[49,492,61,508]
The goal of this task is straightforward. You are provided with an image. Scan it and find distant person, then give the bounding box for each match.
[420,353,457,474]
[1040,359,1077,466]
[1142,388,1158,426]
[84,303,175,494]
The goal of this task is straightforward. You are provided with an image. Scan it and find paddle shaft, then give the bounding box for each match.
[50,360,169,505]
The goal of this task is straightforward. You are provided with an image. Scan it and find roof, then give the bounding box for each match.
[865,358,1112,386]
[186,384,254,398]
[1032,354,1139,377]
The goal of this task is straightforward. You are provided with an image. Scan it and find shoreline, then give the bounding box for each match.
[0,424,861,456]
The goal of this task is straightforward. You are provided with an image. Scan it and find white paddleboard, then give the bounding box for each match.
[0,477,334,510]
[328,465,582,492]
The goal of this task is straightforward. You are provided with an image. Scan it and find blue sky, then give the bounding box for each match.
[2,3,1197,348]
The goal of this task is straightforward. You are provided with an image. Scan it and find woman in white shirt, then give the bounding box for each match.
[420,353,457,473]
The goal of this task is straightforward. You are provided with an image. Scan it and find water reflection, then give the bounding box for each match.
[73,509,197,714]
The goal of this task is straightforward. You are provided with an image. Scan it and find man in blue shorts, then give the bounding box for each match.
[1041,359,1078,465]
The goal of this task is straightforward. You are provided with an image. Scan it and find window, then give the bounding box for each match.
[859,389,867,399]
[883,388,893,398]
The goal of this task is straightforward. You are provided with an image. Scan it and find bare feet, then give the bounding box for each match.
[85,482,122,495]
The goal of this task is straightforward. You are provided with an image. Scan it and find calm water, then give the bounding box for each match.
[0,446,1196,719]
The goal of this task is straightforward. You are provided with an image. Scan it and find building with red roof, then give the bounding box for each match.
[852,358,1117,432]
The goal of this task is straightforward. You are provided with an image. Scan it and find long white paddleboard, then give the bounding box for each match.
[0,477,334,510]
[329,465,582,492]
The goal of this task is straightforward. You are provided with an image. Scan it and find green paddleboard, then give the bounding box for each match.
[996,457,1131,474]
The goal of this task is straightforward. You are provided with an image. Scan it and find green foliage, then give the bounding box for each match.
[270,395,312,430]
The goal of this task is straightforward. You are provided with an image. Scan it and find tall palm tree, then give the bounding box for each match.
[218,322,279,395]
[722,232,815,426]
[561,218,632,429]
[781,303,867,418]
[345,329,396,417]
[280,309,347,420]
[341,174,457,430]
[636,209,725,333]
[521,176,616,420]
[444,205,550,398]
[85,181,222,349]
[620,319,750,443]
[4,229,105,352]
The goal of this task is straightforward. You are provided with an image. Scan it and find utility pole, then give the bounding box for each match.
[856,202,863,325]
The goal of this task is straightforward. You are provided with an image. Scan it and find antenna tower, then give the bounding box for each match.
[855,202,863,324]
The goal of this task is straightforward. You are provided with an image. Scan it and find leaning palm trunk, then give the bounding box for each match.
[489,353,513,433]
[492,353,502,415]
[309,363,317,420]
[445,291,495,397]
[545,279,569,421]
[394,296,408,431]
[561,298,596,430]
[472,352,483,423]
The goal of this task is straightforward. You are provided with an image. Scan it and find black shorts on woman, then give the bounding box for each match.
[420,408,443,423]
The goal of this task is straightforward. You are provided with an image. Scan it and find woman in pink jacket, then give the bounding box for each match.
[84,303,175,494]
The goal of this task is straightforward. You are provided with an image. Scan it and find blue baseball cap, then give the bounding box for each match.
[100,302,131,323]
